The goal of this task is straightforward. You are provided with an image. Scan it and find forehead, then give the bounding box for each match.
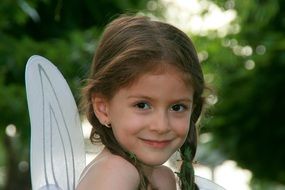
[121,64,194,97]
[131,63,193,91]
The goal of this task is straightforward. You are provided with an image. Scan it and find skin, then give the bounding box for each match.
[76,148,177,190]
[77,65,194,189]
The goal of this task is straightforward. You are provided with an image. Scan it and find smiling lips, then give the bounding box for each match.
[140,138,172,148]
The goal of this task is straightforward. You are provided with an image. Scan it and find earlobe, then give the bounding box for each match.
[91,94,110,124]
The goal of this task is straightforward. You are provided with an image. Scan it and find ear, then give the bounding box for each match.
[91,93,110,125]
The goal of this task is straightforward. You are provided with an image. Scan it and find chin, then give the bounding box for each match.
[142,157,169,166]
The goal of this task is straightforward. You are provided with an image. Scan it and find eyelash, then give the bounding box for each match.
[170,104,189,112]
[135,102,151,110]
[134,102,189,112]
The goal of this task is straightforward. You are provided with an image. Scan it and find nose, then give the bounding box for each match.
[149,110,171,133]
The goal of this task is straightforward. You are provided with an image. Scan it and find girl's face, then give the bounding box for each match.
[97,65,194,166]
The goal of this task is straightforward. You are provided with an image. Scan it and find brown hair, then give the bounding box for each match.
[82,14,204,190]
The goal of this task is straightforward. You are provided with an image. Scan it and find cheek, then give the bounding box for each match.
[110,112,144,140]
[111,118,143,151]
[177,124,190,138]
[173,116,191,138]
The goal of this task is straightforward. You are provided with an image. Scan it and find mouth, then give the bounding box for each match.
[139,138,172,148]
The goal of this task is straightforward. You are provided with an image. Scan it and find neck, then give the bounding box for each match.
[142,164,156,180]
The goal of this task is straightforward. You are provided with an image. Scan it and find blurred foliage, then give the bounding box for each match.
[0,0,162,189]
[196,0,285,188]
[1,0,285,189]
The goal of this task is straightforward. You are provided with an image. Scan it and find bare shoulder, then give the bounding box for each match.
[151,165,177,190]
[76,154,140,190]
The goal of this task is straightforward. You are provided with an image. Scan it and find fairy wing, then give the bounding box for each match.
[25,55,86,190]
[195,176,226,190]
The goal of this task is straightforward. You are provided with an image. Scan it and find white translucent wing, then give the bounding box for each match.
[195,176,226,190]
[25,55,86,190]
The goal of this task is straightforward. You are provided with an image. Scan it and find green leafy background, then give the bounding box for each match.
[0,0,284,189]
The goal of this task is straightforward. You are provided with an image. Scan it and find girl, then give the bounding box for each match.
[77,15,204,190]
